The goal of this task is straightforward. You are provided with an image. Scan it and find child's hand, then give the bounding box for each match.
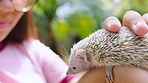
[77,10,148,83]
[103,10,148,36]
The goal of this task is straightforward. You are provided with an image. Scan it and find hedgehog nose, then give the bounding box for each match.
[66,70,70,75]
[66,72,69,75]
[66,69,71,75]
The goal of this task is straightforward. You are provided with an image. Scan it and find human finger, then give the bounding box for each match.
[142,13,148,25]
[122,10,148,36]
[103,16,121,32]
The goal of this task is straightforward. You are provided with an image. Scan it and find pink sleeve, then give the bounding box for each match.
[27,40,69,83]
[61,75,76,83]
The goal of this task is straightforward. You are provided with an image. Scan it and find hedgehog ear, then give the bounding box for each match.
[86,52,91,62]
[75,49,91,62]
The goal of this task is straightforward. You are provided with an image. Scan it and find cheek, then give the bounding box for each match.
[81,62,89,70]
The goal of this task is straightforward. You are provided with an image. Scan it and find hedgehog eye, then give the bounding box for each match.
[72,66,77,70]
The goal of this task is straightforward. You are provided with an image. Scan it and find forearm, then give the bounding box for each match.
[77,67,106,83]
[70,66,148,83]
[114,66,148,83]
[68,67,106,83]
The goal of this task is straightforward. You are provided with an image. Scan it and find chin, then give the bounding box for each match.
[0,38,5,42]
[0,34,8,42]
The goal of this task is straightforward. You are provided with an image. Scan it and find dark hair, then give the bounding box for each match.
[4,11,37,43]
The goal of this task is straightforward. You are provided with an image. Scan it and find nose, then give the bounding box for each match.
[66,70,69,75]
[66,69,70,75]
[0,0,14,13]
[66,71,71,75]
[66,69,73,75]
[66,72,69,75]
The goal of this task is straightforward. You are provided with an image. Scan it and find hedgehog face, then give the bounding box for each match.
[67,49,92,74]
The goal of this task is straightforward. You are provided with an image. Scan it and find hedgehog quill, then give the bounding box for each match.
[67,27,148,83]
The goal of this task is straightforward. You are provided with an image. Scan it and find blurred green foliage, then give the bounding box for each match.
[130,0,148,14]
[33,0,148,59]
[33,0,57,19]
[52,13,98,40]
[52,0,113,40]
[112,0,148,21]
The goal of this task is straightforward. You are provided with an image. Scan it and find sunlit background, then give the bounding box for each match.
[33,0,148,62]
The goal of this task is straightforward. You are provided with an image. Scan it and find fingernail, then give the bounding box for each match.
[134,22,143,27]
[133,22,147,30]
[107,21,118,27]
[133,22,148,35]
[107,21,121,32]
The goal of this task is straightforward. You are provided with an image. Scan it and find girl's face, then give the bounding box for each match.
[0,0,24,42]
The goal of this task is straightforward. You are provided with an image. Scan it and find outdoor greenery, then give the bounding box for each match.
[33,0,148,61]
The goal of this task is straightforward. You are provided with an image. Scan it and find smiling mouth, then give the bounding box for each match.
[0,22,9,28]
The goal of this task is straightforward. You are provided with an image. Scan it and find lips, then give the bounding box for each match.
[0,19,11,28]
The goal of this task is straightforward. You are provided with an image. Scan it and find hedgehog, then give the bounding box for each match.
[66,26,148,83]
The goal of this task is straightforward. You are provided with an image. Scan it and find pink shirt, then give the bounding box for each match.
[0,39,71,83]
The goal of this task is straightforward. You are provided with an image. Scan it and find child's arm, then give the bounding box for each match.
[70,66,148,83]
